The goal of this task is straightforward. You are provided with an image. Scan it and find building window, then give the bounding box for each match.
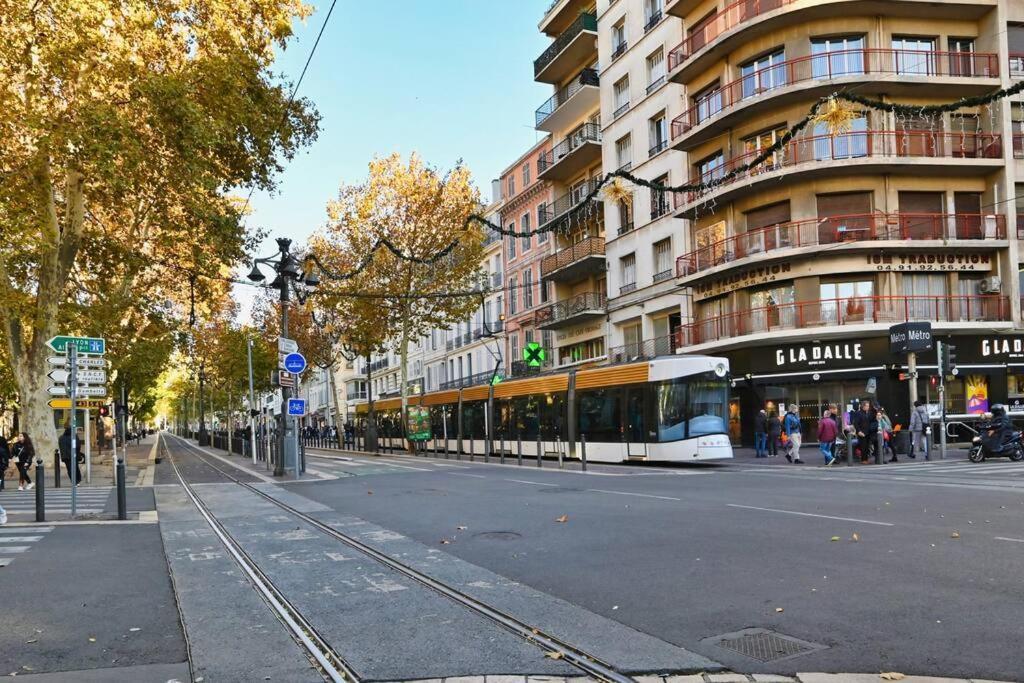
[537,204,548,240]
[892,36,936,75]
[508,175,515,197]
[653,238,672,282]
[696,153,725,184]
[540,279,550,304]
[510,333,520,370]
[646,49,665,93]
[693,82,723,124]
[561,338,605,366]
[523,267,534,309]
[821,280,875,323]
[522,162,531,186]
[613,77,630,119]
[740,49,786,99]
[612,20,627,59]
[649,112,668,157]
[949,37,976,76]
[620,253,636,294]
[507,223,516,259]
[616,134,632,171]
[811,36,865,78]
[1015,105,1024,158]
[650,173,670,220]
[618,199,634,235]
[812,117,867,160]
[508,275,518,315]
[520,213,531,253]
[644,0,663,32]
[743,126,788,173]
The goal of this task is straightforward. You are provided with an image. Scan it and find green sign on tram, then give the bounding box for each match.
[523,341,546,368]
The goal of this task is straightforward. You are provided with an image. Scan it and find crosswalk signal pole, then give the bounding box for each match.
[937,340,947,461]
[67,344,78,517]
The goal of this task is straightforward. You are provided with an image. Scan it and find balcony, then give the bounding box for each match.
[483,229,502,247]
[671,49,999,150]
[535,291,606,330]
[535,68,600,132]
[539,0,593,38]
[538,179,604,231]
[608,334,679,364]
[534,11,597,84]
[346,390,367,401]
[509,359,555,376]
[540,236,606,282]
[439,369,499,391]
[369,358,390,373]
[538,123,602,181]
[675,130,1002,218]
[677,213,1007,277]
[679,295,1010,347]
[643,9,663,33]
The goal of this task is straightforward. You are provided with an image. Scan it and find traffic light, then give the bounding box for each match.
[943,343,958,376]
[98,405,110,418]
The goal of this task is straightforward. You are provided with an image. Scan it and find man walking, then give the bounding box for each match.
[58,424,82,484]
[754,409,768,458]
[909,399,930,460]
[852,400,878,463]
[818,408,838,465]
[783,404,804,464]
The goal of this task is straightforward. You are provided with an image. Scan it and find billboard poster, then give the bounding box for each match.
[405,405,432,442]
[966,375,989,414]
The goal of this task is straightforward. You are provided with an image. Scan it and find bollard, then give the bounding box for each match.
[558,436,564,469]
[581,434,588,472]
[517,435,523,466]
[116,457,127,521]
[444,436,449,459]
[53,449,61,489]
[536,434,542,468]
[35,458,45,523]
[500,436,505,465]
[876,430,884,465]
[847,431,854,467]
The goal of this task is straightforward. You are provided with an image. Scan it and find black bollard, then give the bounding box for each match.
[53,449,61,489]
[35,458,45,523]
[536,434,542,468]
[500,436,505,465]
[558,436,564,469]
[581,434,588,472]
[116,458,127,521]
[517,434,523,466]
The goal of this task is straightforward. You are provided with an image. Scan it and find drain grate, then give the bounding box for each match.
[705,628,826,663]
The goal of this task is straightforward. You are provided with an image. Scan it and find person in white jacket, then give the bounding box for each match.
[909,400,930,460]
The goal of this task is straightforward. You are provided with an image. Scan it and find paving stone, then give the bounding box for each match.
[526,678,566,683]
[753,676,797,683]
[706,675,751,683]
[445,677,485,683]
[665,676,706,683]
[634,676,668,683]
[796,676,889,683]
[485,677,527,683]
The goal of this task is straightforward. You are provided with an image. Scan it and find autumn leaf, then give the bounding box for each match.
[775,607,784,613]
[440,539,452,545]
[457,526,467,530]
[830,536,841,542]
[544,651,564,660]
[880,673,906,681]
[951,531,961,539]
[851,532,860,542]
[555,515,569,523]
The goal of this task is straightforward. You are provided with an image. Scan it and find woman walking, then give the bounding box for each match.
[12,433,34,491]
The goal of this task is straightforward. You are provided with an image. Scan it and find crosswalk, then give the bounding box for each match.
[743,457,1024,490]
[0,525,53,567]
[0,487,112,516]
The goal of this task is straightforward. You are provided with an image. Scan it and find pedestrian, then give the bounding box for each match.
[878,408,896,462]
[0,434,9,491]
[344,422,355,449]
[817,409,838,465]
[828,403,842,460]
[909,399,930,460]
[754,409,768,458]
[58,423,82,484]
[767,411,781,457]
[783,404,803,464]
[12,432,34,491]
[852,400,878,463]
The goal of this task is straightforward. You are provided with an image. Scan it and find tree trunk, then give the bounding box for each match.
[20,361,59,465]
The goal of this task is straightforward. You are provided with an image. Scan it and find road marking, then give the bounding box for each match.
[0,536,42,543]
[0,527,53,533]
[726,503,894,527]
[0,546,30,553]
[995,536,1024,543]
[587,489,681,501]
[450,473,487,479]
[0,558,11,567]
[505,478,560,487]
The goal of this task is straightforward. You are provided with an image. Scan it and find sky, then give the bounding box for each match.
[237,0,552,319]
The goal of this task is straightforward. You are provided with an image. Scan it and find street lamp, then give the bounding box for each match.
[247,237,319,476]
[197,362,209,446]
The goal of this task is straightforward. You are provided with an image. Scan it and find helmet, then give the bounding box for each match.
[991,404,1007,417]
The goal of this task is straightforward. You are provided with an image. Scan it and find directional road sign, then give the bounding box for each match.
[287,398,306,416]
[47,356,107,368]
[47,336,105,354]
[523,342,546,368]
[48,385,107,398]
[273,370,295,388]
[48,398,107,410]
[47,369,107,384]
[283,352,307,374]
[278,336,298,354]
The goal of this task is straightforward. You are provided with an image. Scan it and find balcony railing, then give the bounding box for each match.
[483,229,502,247]
[539,178,603,228]
[439,369,499,391]
[679,295,1010,347]
[534,12,597,78]
[369,358,390,373]
[346,390,368,401]
[608,334,678,364]
[540,236,605,277]
[643,9,663,33]
[611,41,628,61]
[672,49,999,139]
[677,213,1007,276]
[536,68,600,127]
[620,283,637,295]
[539,123,602,173]
[617,219,635,236]
[648,138,669,157]
[677,130,1002,209]
[535,291,606,327]
[669,0,797,70]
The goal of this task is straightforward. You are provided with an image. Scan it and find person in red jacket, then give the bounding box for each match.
[817,408,839,466]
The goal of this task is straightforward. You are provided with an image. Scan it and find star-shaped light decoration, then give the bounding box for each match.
[812,96,860,135]
[602,176,633,206]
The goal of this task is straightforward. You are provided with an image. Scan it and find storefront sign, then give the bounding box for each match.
[694,262,792,300]
[889,322,933,355]
[773,342,863,369]
[981,337,1024,359]
[556,323,602,343]
[866,253,991,272]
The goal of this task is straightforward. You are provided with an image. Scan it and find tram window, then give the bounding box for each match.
[578,389,622,442]
[656,381,687,442]
[540,393,567,440]
[687,378,728,437]
[461,401,486,438]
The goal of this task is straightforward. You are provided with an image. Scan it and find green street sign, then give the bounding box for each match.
[47,336,106,355]
[523,342,546,368]
[490,374,503,386]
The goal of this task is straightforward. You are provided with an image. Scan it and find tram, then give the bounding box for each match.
[355,355,733,463]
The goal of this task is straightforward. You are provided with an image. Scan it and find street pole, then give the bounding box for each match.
[198,364,209,446]
[247,338,257,465]
[276,273,290,476]
[937,341,947,460]
[68,344,78,517]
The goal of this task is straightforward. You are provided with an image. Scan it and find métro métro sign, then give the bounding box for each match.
[889,322,933,355]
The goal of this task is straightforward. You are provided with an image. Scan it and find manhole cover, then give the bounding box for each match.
[472,531,522,541]
[703,628,826,663]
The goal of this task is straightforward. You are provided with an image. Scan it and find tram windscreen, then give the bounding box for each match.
[656,376,728,441]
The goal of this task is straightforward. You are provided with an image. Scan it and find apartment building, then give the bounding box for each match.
[499,139,557,375]
[662,0,1024,444]
[532,2,608,369]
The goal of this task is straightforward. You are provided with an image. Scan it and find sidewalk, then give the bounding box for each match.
[730,445,969,466]
[397,674,1013,683]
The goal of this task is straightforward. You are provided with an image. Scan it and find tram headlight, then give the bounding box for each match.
[713,362,727,378]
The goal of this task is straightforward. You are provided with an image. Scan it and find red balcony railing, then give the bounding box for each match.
[671,49,999,139]
[678,295,1009,347]
[675,130,1002,209]
[676,212,1006,276]
[668,0,797,70]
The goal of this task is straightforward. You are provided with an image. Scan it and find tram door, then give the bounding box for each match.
[624,387,647,458]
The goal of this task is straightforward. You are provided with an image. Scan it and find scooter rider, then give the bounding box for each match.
[984,404,1014,453]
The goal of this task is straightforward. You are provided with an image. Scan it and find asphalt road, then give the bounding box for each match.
[289,450,1024,681]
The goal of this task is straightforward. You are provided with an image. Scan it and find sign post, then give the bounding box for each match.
[287,397,306,480]
[890,322,933,457]
[67,344,78,516]
[936,340,947,461]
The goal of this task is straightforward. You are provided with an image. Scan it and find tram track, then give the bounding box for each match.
[162,433,635,683]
